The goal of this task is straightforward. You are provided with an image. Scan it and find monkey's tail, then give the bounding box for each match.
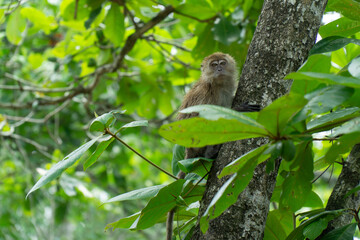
[166,209,175,240]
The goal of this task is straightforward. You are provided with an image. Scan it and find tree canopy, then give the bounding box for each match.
[1,0,360,239]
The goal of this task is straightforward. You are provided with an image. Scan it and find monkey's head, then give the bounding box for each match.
[201,52,237,84]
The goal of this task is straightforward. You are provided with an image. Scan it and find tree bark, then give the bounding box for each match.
[317,144,360,237]
[191,0,328,239]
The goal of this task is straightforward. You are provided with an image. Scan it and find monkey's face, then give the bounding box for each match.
[210,59,229,78]
[201,52,237,85]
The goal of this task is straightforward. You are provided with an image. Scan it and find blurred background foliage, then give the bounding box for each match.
[0,0,360,239]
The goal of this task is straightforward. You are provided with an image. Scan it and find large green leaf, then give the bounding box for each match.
[159,117,268,148]
[306,107,360,134]
[264,210,293,240]
[303,217,330,240]
[180,105,262,127]
[219,143,269,177]
[26,135,103,198]
[5,8,26,45]
[327,0,360,21]
[321,223,356,240]
[257,94,308,136]
[285,209,345,240]
[324,132,360,164]
[104,4,125,46]
[319,17,360,38]
[103,185,166,204]
[293,85,354,124]
[286,72,360,88]
[309,36,360,55]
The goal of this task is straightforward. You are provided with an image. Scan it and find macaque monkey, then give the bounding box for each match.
[177,52,238,161]
[166,52,259,240]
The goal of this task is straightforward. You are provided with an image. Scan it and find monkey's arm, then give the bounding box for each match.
[233,102,261,112]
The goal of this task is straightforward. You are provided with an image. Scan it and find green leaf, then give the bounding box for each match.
[348,56,360,78]
[26,135,102,198]
[159,117,268,148]
[319,17,360,38]
[306,107,360,134]
[212,15,240,45]
[103,185,166,204]
[321,223,356,240]
[345,184,360,199]
[135,180,204,229]
[264,210,288,240]
[304,191,324,208]
[89,112,115,132]
[219,143,269,177]
[21,7,57,34]
[200,155,259,233]
[105,212,140,230]
[257,94,308,136]
[282,140,296,162]
[309,36,360,55]
[178,157,213,177]
[120,120,149,130]
[324,132,360,164]
[175,0,216,21]
[294,85,354,123]
[329,116,360,137]
[327,0,360,21]
[172,144,185,176]
[83,137,114,170]
[104,4,125,46]
[303,217,330,240]
[286,210,345,240]
[286,72,360,88]
[85,7,102,29]
[5,8,26,45]
[180,105,263,128]
[280,142,313,212]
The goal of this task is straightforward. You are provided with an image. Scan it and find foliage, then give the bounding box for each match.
[1,0,360,239]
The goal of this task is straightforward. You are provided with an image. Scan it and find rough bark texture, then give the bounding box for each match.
[318,144,360,237]
[191,0,328,239]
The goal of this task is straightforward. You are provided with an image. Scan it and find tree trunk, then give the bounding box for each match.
[191,0,328,239]
[318,144,360,237]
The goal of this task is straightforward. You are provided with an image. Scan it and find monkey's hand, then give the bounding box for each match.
[233,102,261,112]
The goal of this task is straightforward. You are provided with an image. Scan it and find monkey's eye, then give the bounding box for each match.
[211,61,218,67]
[219,60,227,66]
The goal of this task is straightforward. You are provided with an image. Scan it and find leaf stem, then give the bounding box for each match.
[105,129,178,180]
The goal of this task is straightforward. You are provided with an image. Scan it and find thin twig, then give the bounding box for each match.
[142,35,191,52]
[74,0,79,19]
[105,128,178,180]
[0,84,75,93]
